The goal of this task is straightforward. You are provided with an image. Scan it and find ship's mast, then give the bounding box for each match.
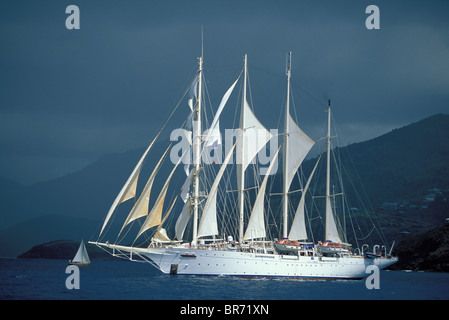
[192,55,203,247]
[282,52,292,239]
[238,54,248,243]
[325,99,332,240]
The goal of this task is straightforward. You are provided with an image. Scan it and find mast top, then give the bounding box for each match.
[286,51,292,77]
[201,25,204,59]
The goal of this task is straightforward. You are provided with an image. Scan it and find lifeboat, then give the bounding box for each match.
[275,239,314,254]
[275,239,301,253]
[318,241,346,254]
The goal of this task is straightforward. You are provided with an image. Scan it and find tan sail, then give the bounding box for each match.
[152,197,178,243]
[153,228,171,243]
[135,151,185,240]
[118,145,171,236]
[99,133,161,236]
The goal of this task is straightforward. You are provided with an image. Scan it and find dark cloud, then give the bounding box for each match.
[1,0,448,184]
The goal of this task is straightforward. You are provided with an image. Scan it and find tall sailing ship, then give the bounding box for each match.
[90,51,397,279]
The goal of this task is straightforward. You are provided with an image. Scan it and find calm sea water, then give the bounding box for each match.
[1,257,448,300]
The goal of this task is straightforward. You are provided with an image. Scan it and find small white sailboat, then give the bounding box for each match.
[69,240,90,266]
[90,49,398,279]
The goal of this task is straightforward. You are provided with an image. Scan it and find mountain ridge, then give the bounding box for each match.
[344,113,449,204]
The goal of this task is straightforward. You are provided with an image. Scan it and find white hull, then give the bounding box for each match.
[96,243,398,280]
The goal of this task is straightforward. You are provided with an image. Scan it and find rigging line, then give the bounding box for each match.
[342,163,386,245]
[344,152,388,245]
[289,75,307,136]
[290,78,328,110]
[330,116,378,246]
[226,185,260,193]
[148,70,199,149]
[246,63,254,111]
[356,226,376,241]
[231,76,243,132]
[201,72,212,128]
[248,68,281,129]
[331,112,388,245]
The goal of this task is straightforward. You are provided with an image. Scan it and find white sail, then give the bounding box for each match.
[119,145,171,236]
[197,192,218,238]
[175,200,192,240]
[180,171,192,203]
[187,74,199,111]
[183,145,192,176]
[72,240,90,265]
[285,114,315,190]
[99,134,160,236]
[197,140,238,238]
[325,106,342,243]
[243,147,281,241]
[135,152,184,240]
[200,77,239,166]
[203,76,239,147]
[238,100,273,172]
[202,121,222,165]
[325,198,342,243]
[290,197,308,241]
[289,153,322,241]
[203,121,222,148]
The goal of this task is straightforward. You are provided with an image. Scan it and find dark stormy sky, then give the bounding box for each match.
[1,0,448,185]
